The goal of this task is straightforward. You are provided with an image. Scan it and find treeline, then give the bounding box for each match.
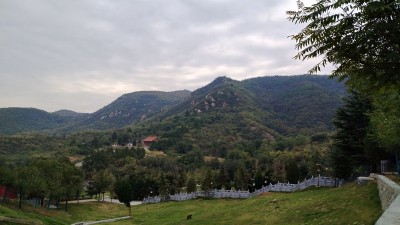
[80,135,329,201]
[330,91,399,179]
[287,0,400,179]
[0,157,82,211]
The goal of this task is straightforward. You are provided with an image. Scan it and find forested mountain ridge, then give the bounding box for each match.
[156,75,345,134]
[0,76,345,136]
[138,75,345,156]
[0,90,191,135]
[0,108,71,135]
[66,90,191,131]
[52,109,88,118]
[243,75,346,134]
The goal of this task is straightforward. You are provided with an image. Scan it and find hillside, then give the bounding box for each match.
[52,109,88,118]
[61,90,191,131]
[0,76,345,136]
[0,183,381,225]
[243,75,346,134]
[0,108,72,135]
[136,75,345,156]
[0,91,191,135]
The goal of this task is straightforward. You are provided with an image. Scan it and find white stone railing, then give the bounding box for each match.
[142,176,342,204]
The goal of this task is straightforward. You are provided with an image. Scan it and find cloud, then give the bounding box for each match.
[0,0,331,113]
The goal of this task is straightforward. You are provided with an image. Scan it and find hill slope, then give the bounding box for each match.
[69,90,191,130]
[0,108,71,135]
[0,183,381,225]
[52,109,88,118]
[0,76,344,136]
[243,75,345,134]
[0,91,191,135]
[135,75,345,156]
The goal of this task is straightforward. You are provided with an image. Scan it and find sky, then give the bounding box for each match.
[0,0,332,113]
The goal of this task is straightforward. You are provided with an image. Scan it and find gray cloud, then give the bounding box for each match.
[0,0,332,113]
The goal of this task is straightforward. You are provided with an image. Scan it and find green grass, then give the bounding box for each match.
[0,201,128,225]
[0,182,382,225]
[123,182,382,225]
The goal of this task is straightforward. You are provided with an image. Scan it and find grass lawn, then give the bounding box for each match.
[0,201,128,225]
[113,182,381,225]
[0,182,382,225]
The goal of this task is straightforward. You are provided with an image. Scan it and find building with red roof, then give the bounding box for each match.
[142,136,158,148]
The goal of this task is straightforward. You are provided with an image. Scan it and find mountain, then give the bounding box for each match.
[134,75,345,156]
[0,91,190,135]
[52,109,88,118]
[243,75,346,134]
[68,90,191,130]
[0,108,70,135]
[157,75,345,134]
[0,76,345,137]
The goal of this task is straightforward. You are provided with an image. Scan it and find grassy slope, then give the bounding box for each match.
[0,182,381,225]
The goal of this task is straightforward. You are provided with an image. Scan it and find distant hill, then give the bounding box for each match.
[68,90,191,130]
[135,75,345,156]
[0,108,70,135]
[52,109,88,118]
[0,76,345,136]
[243,75,346,134]
[158,75,345,134]
[0,90,191,135]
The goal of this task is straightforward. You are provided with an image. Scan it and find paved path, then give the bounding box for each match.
[71,216,131,225]
[63,198,142,206]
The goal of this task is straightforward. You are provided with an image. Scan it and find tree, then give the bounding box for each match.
[114,177,133,216]
[234,165,249,190]
[186,177,197,193]
[370,89,400,150]
[287,0,400,91]
[285,159,301,184]
[331,92,375,178]
[201,169,213,193]
[92,169,115,201]
[111,131,118,143]
[158,174,170,198]
[254,169,264,190]
[61,164,83,211]
[0,165,15,203]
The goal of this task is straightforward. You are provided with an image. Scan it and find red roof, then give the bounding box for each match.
[143,136,158,142]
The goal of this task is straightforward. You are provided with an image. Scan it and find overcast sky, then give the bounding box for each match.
[0,0,332,113]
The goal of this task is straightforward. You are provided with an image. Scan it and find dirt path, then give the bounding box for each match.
[71,216,131,225]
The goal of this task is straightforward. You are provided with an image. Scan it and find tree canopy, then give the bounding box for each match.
[287,0,400,91]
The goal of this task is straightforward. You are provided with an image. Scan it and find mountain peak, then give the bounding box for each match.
[211,76,235,85]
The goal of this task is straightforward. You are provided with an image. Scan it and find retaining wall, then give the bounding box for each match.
[370,173,400,225]
[371,174,400,210]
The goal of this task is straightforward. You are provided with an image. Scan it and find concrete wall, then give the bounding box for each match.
[371,174,400,210]
[370,174,400,225]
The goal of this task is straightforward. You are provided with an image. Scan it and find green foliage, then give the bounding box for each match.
[244,75,345,135]
[0,108,71,135]
[0,91,191,135]
[370,89,400,150]
[186,177,197,193]
[114,177,134,215]
[129,183,381,225]
[0,182,382,225]
[9,157,83,210]
[330,92,390,179]
[92,169,115,200]
[287,0,400,91]
[201,169,213,192]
